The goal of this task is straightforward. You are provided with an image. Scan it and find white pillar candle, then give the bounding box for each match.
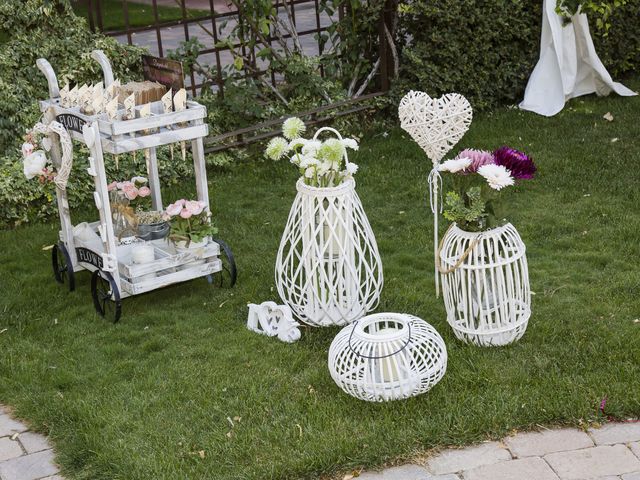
[376,327,401,383]
[132,244,155,264]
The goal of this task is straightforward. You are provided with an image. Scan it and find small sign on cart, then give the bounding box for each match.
[56,113,86,133]
[142,55,185,92]
[76,247,104,269]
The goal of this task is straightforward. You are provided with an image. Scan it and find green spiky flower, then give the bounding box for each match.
[265,137,289,161]
[282,117,306,140]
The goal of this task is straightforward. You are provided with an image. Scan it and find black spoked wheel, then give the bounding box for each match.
[91,270,122,323]
[210,238,237,288]
[52,242,75,291]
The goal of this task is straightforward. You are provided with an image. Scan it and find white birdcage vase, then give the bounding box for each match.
[328,313,447,402]
[439,222,531,347]
[275,177,383,327]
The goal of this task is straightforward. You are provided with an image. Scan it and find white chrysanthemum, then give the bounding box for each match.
[345,162,359,175]
[478,164,515,190]
[438,157,472,173]
[282,117,306,140]
[288,138,306,150]
[265,137,289,161]
[342,138,359,151]
[299,156,319,169]
[317,160,332,175]
[301,140,321,156]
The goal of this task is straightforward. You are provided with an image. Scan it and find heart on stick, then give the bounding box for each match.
[398,90,473,166]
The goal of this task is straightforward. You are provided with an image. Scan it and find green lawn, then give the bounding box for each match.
[71,0,208,32]
[1,79,640,480]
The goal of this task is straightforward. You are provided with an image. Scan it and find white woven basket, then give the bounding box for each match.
[439,223,531,346]
[328,313,447,402]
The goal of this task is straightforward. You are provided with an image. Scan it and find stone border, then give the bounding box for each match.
[0,406,63,480]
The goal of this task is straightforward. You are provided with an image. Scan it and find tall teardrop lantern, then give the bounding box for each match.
[275,127,383,327]
[398,91,531,346]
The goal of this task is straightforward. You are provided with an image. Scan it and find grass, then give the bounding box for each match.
[71,0,208,32]
[1,78,640,479]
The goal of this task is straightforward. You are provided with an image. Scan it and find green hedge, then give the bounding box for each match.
[396,0,639,110]
[0,0,146,153]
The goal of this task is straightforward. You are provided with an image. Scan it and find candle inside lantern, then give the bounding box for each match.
[376,327,401,383]
[132,244,155,264]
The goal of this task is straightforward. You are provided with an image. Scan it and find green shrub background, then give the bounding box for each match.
[1,0,638,227]
[396,0,639,110]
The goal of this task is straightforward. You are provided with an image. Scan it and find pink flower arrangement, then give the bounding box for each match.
[107,177,151,201]
[164,199,217,244]
[163,199,207,220]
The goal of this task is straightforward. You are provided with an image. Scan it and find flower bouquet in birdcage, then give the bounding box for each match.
[437,146,537,346]
[267,118,383,327]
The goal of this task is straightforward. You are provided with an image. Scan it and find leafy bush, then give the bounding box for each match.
[0,0,153,227]
[0,0,146,152]
[1,147,193,228]
[396,0,639,110]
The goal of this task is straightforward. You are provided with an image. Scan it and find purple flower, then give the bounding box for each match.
[455,148,495,173]
[494,146,536,180]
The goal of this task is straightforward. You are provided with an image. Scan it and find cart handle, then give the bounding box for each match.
[91,50,115,88]
[36,58,60,99]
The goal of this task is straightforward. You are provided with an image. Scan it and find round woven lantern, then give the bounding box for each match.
[439,223,531,347]
[328,313,447,402]
[275,176,383,327]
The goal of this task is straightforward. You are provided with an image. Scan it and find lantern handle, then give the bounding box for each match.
[347,321,412,359]
[312,126,351,168]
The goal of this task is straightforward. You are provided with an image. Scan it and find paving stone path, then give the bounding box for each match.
[0,406,62,480]
[359,422,640,480]
[2,402,639,479]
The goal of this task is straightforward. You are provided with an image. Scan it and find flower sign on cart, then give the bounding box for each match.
[270,118,383,327]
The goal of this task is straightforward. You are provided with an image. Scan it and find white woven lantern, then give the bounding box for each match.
[328,313,447,402]
[275,176,383,327]
[439,223,531,346]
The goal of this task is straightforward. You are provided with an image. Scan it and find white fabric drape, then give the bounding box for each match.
[520,0,636,117]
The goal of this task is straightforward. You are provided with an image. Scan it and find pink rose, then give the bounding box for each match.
[22,142,34,158]
[185,200,204,215]
[122,184,138,200]
[165,202,182,217]
[179,208,192,219]
[138,186,151,197]
[176,199,186,207]
[107,181,118,192]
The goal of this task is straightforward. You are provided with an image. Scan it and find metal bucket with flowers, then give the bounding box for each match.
[268,118,383,327]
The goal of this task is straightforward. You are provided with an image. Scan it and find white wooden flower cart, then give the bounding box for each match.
[37,50,236,322]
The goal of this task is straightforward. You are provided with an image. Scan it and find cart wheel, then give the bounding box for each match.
[52,242,75,292]
[91,270,122,323]
[211,238,237,288]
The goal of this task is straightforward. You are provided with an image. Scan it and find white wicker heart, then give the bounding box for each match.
[439,223,531,346]
[328,313,447,402]
[275,177,383,327]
